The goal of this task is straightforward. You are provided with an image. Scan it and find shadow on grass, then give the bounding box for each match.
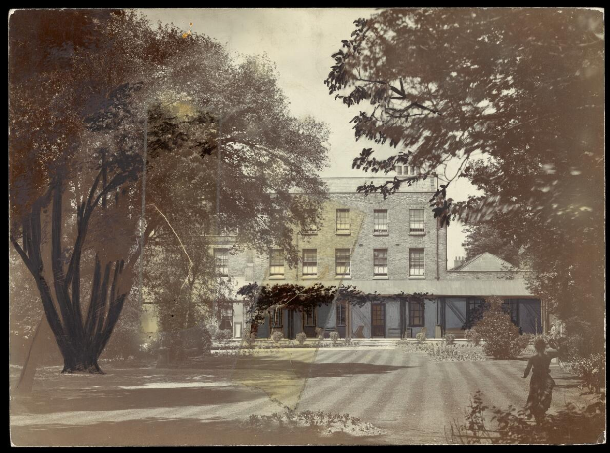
[11,386,259,415]
[11,417,386,446]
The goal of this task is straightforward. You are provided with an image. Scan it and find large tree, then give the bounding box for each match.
[9,10,330,373]
[324,8,604,345]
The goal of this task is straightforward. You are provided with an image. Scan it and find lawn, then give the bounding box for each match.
[10,346,601,445]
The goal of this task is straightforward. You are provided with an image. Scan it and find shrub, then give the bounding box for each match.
[206,323,219,341]
[101,326,142,360]
[271,331,284,344]
[568,353,605,393]
[472,297,527,359]
[344,336,352,346]
[315,327,324,339]
[215,329,233,342]
[182,324,212,355]
[329,331,340,345]
[465,329,482,346]
[296,332,307,345]
[448,391,606,444]
[445,334,456,345]
[415,332,426,344]
[242,332,256,348]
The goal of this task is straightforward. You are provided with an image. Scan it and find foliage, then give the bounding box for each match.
[344,336,353,346]
[271,331,284,344]
[215,329,233,342]
[445,334,456,345]
[330,331,340,345]
[9,9,331,373]
[401,341,486,362]
[245,407,384,437]
[296,332,307,345]
[181,324,212,355]
[315,327,324,340]
[470,297,526,359]
[242,332,257,349]
[238,282,432,332]
[465,329,481,346]
[565,354,605,394]
[448,391,606,444]
[325,8,604,350]
[415,332,426,344]
[461,224,519,266]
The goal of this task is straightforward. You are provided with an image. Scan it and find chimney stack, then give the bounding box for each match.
[454,256,466,269]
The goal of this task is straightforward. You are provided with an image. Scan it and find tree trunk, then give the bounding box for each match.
[61,349,104,374]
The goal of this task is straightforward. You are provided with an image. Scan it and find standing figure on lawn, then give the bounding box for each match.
[523,338,558,423]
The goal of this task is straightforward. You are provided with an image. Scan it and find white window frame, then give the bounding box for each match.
[373,249,388,277]
[409,209,425,234]
[302,249,318,276]
[336,209,350,234]
[335,249,351,277]
[373,209,388,235]
[214,248,229,277]
[269,249,285,277]
[409,248,425,278]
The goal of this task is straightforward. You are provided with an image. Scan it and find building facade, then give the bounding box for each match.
[210,172,543,340]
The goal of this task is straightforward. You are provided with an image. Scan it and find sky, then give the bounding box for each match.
[142,8,478,267]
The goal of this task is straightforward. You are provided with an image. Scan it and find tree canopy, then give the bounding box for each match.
[9,9,330,372]
[325,8,604,344]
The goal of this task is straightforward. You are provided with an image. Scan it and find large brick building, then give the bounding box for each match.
[140,168,544,340]
[201,168,544,340]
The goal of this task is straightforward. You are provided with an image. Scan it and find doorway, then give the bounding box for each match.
[371,303,386,338]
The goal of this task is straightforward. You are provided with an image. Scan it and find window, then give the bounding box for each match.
[374,209,388,234]
[409,209,425,233]
[214,248,229,276]
[409,300,424,326]
[409,248,425,277]
[373,249,388,276]
[304,306,316,326]
[269,249,285,277]
[301,209,318,235]
[335,249,351,276]
[394,165,420,176]
[220,305,233,330]
[336,209,350,233]
[303,249,317,276]
[502,300,520,326]
[272,308,283,327]
[466,298,486,325]
[336,301,347,326]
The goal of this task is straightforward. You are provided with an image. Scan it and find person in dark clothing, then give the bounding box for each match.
[523,338,558,423]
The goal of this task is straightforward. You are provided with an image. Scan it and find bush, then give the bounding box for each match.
[329,331,340,345]
[315,327,324,340]
[215,329,233,342]
[182,324,212,355]
[101,327,143,361]
[445,334,456,345]
[206,324,219,341]
[471,297,527,359]
[242,332,256,348]
[415,332,426,344]
[568,353,605,393]
[296,332,307,345]
[271,331,284,344]
[448,391,606,444]
[465,329,481,346]
[344,336,352,346]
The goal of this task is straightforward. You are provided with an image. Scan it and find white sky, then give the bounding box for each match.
[142,8,477,267]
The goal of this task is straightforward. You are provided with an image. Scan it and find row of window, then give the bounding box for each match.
[213,247,427,278]
[304,208,426,235]
[270,300,425,328]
